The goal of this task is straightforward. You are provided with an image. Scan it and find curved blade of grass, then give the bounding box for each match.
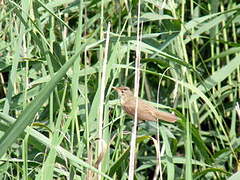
[109,136,152,177]
[26,127,112,179]
[193,168,230,179]
[177,118,214,164]
[36,0,74,32]
[159,126,175,180]
[204,47,240,63]
[191,55,240,102]
[0,113,112,179]
[0,49,81,158]
[130,40,197,72]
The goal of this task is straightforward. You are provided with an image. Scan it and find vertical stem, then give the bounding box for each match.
[98,23,111,179]
[128,1,141,179]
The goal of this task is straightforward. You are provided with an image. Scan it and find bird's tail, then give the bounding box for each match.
[155,111,177,123]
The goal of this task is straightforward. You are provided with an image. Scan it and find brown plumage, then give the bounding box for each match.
[113,86,177,123]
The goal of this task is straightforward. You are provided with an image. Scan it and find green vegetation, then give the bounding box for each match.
[0,0,240,179]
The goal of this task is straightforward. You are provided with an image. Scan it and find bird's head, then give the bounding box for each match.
[113,86,133,99]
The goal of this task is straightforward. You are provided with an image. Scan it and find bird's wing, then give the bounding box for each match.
[137,99,158,121]
[138,99,177,122]
[123,98,157,121]
[122,97,176,122]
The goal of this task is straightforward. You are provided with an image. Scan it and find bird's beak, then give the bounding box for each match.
[113,87,118,91]
[113,87,121,95]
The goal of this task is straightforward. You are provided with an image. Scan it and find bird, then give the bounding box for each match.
[113,86,177,123]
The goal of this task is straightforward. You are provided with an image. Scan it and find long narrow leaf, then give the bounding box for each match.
[0,49,81,158]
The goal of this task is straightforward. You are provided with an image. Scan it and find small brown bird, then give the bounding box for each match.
[113,86,177,123]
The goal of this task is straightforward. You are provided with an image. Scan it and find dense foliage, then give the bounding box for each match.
[0,0,240,179]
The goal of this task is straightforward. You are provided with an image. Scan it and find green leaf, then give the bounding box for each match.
[0,49,81,158]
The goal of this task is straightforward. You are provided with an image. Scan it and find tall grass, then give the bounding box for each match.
[0,0,240,179]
